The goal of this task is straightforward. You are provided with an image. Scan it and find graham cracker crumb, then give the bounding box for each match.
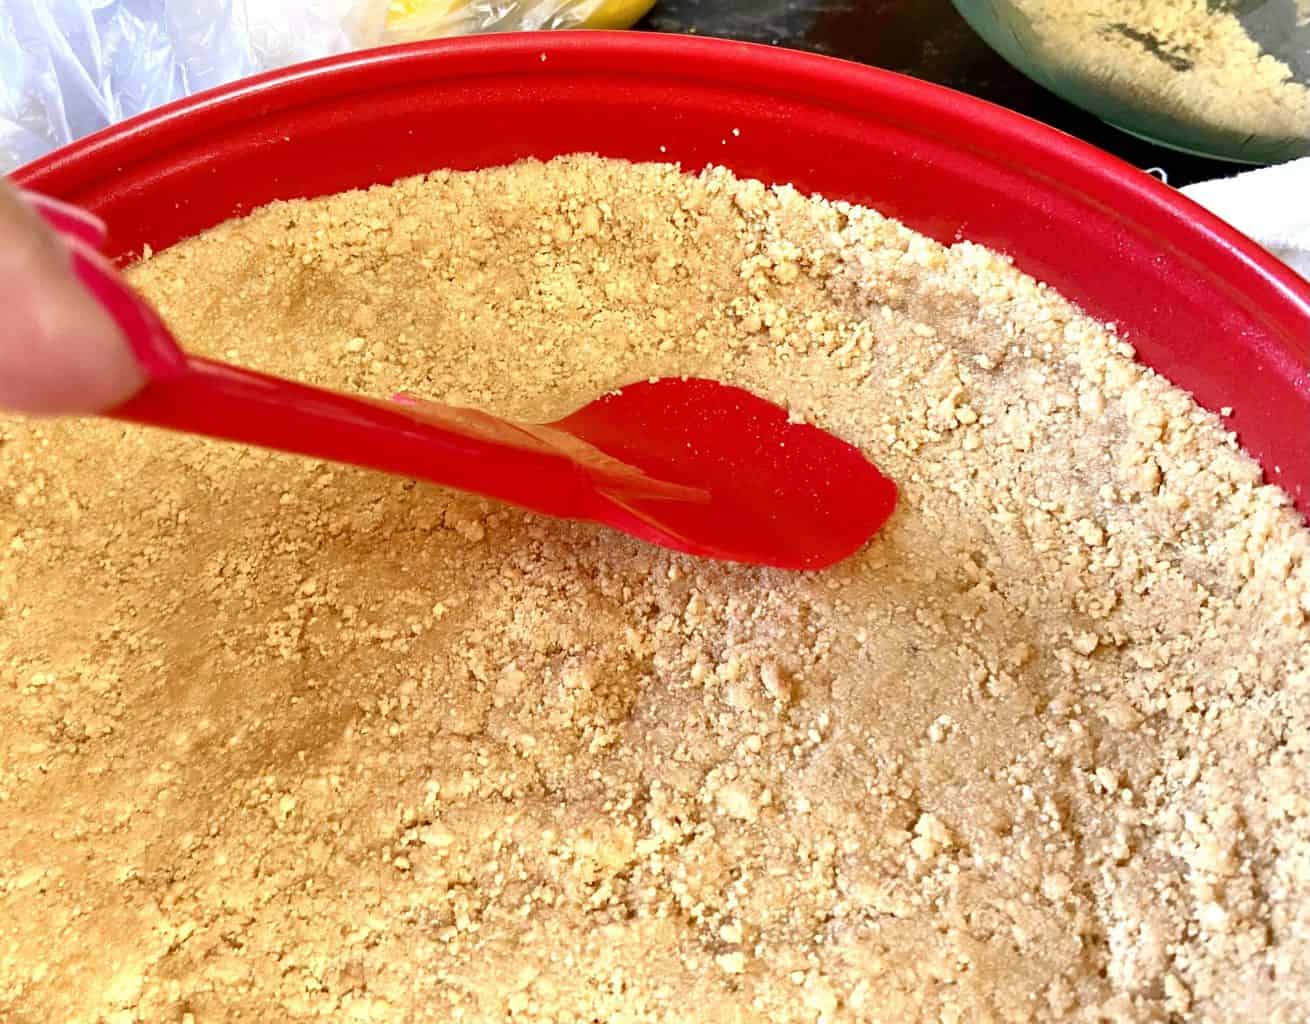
[1000,0,1310,152]
[0,155,1307,1022]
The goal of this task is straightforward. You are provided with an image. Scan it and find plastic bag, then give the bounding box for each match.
[0,0,653,173]
[380,1,655,40]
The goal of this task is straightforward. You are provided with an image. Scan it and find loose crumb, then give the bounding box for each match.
[0,156,1307,1022]
[996,0,1310,154]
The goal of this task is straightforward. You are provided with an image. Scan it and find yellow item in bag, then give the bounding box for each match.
[384,0,655,41]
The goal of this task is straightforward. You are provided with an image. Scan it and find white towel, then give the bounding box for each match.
[1181,157,1310,280]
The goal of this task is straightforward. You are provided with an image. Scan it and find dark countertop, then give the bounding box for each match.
[637,0,1235,187]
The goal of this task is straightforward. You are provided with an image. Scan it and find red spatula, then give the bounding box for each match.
[30,193,897,570]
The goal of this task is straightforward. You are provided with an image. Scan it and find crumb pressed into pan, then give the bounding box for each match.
[1,156,1308,1023]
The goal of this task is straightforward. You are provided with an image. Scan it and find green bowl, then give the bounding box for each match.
[952,0,1310,164]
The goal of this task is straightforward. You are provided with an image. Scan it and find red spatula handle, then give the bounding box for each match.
[112,355,597,517]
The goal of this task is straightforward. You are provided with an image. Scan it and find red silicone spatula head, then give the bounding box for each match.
[554,378,898,570]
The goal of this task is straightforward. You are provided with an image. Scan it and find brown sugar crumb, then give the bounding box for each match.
[1,156,1308,1023]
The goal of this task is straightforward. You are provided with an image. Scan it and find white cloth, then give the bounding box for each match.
[1181,158,1310,280]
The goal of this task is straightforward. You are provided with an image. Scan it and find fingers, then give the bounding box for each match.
[0,180,144,415]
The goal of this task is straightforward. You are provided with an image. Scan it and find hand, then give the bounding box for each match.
[0,179,144,415]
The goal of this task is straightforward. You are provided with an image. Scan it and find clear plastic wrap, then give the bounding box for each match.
[0,0,653,172]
